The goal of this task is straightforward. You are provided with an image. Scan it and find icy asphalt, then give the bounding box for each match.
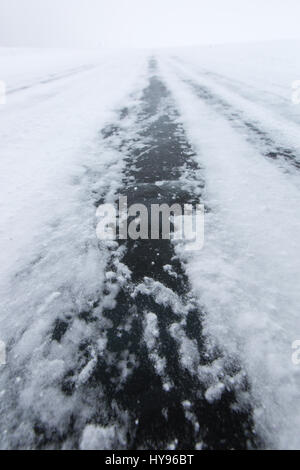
[1,46,300,449]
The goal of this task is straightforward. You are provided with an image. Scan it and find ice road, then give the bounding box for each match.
[1,42,300,449]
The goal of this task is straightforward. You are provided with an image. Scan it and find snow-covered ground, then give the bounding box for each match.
[159,40,300,449]
[1,41,300,449]
[0,48,147,282]
[0,47,148,448]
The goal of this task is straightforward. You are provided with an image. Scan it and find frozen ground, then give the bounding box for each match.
[0,42,300,449]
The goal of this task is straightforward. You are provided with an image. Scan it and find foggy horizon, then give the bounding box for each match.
[1,0,300,49]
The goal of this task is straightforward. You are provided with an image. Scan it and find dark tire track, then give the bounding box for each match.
[170,63,300,171]
[88,59,260,450]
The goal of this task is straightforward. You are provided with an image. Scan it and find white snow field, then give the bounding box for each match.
[159,41,300,449]
[0,41,300,449]
[0,47,147,449]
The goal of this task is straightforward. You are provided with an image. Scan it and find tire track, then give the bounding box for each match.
[7,64,99,95]
[23,58,261,450]
[168,60,300,171]
[84,59,259,450]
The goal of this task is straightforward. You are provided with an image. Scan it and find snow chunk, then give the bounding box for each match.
[80,425,116,450]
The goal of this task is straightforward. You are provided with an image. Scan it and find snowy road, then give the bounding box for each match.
[1,44,300,449]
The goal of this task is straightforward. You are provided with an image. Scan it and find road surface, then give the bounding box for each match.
[1,47,300,450]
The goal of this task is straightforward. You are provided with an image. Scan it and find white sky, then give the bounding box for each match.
[1,0,300,49]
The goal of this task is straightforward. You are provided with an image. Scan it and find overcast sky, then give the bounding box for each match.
[1,0,300,49]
